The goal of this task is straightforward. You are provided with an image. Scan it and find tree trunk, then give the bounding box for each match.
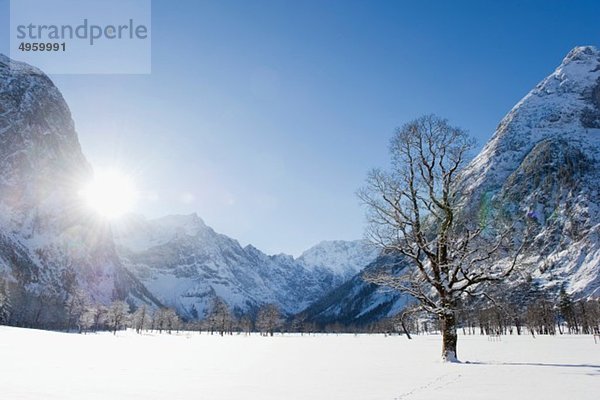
[400,318,412,340]
[440,312,458,362]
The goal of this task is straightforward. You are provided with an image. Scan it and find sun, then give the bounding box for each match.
[80,169,138,219]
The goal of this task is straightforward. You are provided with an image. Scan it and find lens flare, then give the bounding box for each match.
[80,169,138,219]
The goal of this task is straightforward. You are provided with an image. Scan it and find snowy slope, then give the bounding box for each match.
[0,54,159,327]
[114,214,378,317]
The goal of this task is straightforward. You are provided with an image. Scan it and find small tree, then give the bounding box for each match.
[163,308,180,334]
[207,297,232,336]
[359,115,523,362]
[0,280,11,324]
[91,305,107,332]
[290,316,305,335]
[132,305,149,334]
[239,315,253,335]
[106,301,130,335]
[393,305,421,339]
[558,287,577,334]
[78,306,97,334]
[65,289,88,331]
[152,308,169,333]
[256,303,283,336]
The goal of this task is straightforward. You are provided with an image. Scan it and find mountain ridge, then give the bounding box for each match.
[113,213,378,317]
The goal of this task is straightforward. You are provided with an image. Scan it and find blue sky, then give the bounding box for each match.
[1,0,599,255]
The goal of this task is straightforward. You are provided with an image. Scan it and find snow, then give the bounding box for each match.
[1,326,598,400]
[298,240,380,277]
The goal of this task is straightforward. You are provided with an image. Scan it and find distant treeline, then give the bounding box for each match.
[1,276,599,337]
[367,292,600,337]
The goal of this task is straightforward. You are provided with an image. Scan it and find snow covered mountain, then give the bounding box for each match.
[114,214,378,317]
[459,45,600,298]
[302,46,600,326]
[298,254,411,326]
[0,55,159,327]
[297,240,379,280]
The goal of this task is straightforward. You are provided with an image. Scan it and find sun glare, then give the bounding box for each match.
[81,169,138,219]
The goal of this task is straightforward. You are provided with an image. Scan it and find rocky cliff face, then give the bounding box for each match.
[0,55,158,328]
[460,46,600,298]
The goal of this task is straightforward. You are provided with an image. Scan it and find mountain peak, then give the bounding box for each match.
[153,213,207,230]
[297,239,379,276]
[541,45,600,99]
[562,45,600,65]
[462,45,600,194]
[0,53,45,77]
[113,213,209,252]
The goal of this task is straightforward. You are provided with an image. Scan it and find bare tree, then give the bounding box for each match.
[163,308,180,334]
[132,305,149,334]
[92,305,107,332]
[525,299,556,336]
[239,315,253,335]
[207,297,232,336]
[290,316,305,335]
[0,280,10,324]
[256,303,283,336]
[393,305,421,339]
[78,306,97,334]
[152,308,167,333]
[106,301,131,335]
[359,115,523,362]
[65,289,88,332]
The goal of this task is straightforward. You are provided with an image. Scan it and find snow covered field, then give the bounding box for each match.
[1,326,598,400]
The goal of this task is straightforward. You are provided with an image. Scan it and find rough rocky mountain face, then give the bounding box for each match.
[114,214,378,318]
[302,46,600,326]
[0,55,159,328]
[459,46,600,299]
